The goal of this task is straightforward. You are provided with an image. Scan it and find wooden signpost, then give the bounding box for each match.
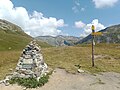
[91,25,102,67]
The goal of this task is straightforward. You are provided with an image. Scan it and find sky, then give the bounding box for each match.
[0,0,120,37]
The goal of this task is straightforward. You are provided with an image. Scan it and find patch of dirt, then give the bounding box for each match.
[0,68,120,90]
[94,54,114,60]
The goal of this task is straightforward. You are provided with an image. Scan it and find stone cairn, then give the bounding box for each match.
[0,40,48,85]
[14,40,48,78]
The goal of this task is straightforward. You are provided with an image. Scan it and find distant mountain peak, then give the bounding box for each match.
[36,35,82,46]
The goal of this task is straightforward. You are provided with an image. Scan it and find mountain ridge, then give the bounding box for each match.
[76,24,120,44]
[36,35,82,46]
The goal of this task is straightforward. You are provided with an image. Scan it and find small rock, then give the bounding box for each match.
[8,47,11,50]
[23,87,27,90]
[77,69,84,73]
[4,80,10,86]
[9,69,13,71]
[0,80,4,84]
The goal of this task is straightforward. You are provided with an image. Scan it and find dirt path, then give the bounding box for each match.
[0,68,120,90]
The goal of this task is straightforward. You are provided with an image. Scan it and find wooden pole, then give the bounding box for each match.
[91,25,95,67]
[92,35,94,67]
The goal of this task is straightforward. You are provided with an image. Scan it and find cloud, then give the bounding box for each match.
[75,19,106,37]
[92,0,119,8]
[81,8,85,11]
[75,0,80,6]
[0,0,66,37]
[72,0,81,13]
[72,6,80,13]
[75,21,86,28]
[72,0,85,13]
[84,19,105,34]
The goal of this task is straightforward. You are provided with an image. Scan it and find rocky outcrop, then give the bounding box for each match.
[0,19,22,32]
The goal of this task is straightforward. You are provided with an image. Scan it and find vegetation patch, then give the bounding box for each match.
[8,75,49,88]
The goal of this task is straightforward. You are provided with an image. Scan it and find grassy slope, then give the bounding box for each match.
[0,30,31,51]
[0,43,120,80]
[0,51,20,80]
[0,30,52,51]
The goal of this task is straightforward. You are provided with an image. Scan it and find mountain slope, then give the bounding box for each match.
[0,19,51,50]
[76,24,120,44]
[36,35,81,46]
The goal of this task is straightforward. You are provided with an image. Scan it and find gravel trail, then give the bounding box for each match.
[0,68,120,90]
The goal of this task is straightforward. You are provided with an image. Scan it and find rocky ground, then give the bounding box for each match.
[0,68,120,90]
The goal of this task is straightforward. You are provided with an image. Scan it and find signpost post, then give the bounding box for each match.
[91,25,102,67]
[91,25,95,67]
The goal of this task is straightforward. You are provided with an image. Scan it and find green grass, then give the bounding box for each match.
[0,30,52,51]
[0,51,21,79]
[43,43,120,73]
[0,44,120,80]
[9,75,49,88]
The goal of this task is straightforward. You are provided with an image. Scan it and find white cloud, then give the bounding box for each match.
[93,0,119,8]
[0,0,66,37]
[81,8,85,11]
[75,19,106,37]
[75,0,80,6]
[72,0,80,13]
[84,19,105,35]
[75,21,86,28]
[72,6,79,13]
[72,0,85,13]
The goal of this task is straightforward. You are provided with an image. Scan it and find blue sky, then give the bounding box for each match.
[0,0,120,37]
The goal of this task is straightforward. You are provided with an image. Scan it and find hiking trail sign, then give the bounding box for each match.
[91,25,102,67]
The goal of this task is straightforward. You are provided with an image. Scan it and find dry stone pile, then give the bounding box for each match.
[0,40,48,85]
[13,40,48,79]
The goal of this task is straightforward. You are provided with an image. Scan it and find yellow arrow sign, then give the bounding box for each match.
[91,25,95,30]
[91,32,102,36]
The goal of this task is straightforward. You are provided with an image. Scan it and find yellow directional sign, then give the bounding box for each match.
[91,25,95,30]
[91,32,102,36]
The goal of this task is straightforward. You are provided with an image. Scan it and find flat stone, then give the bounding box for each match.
[77,69,84,73]
[23,59,33,64]
[22,64,33,69]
